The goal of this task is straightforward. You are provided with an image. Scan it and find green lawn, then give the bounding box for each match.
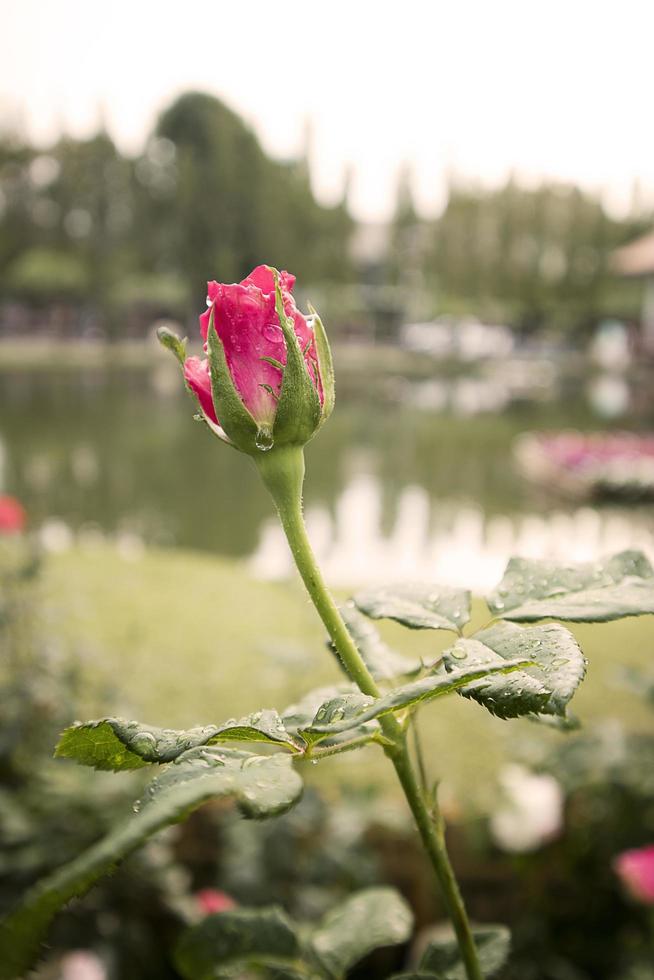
[45,544,654,810]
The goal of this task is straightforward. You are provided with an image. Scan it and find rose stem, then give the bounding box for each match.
[256,446,483,980]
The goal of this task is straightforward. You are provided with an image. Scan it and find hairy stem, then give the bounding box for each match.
[389,741,483,980]
[412,714,429,792]
[256,446,483,980]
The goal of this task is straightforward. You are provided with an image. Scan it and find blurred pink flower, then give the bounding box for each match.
[195,888,236,916]
[613,844,654,904]
[0,495,25,534]
[184,265,322,433]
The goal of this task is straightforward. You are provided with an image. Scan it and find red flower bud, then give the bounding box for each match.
[169,265,333,453]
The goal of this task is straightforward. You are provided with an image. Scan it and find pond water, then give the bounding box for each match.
[1,354,653,591]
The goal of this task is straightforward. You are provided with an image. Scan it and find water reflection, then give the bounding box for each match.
[250,473,654,592]
[0,361,652,592]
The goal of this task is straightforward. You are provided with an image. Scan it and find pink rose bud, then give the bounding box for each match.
[0,496,26,535]
[158,266,334,455]
[195,888,236,916]
[613,844,654,904]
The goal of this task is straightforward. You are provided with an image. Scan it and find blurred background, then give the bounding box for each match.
[1,2,654,978]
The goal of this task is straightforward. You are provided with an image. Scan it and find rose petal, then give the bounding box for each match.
[184,356,219,426]
[243,265,296,295]
[196,267,323,425]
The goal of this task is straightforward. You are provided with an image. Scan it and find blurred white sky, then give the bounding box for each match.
[2,0,654,220]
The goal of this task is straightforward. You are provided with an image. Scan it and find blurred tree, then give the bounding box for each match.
[426,175,651,334]
[0,92,353,337]
[386,165,431,324]
[152,92,353,311]
[0,95,650,339]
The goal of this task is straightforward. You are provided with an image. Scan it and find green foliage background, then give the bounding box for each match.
[0,90,649,337]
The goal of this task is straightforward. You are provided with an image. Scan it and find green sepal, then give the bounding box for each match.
[308,301,335,424]
[206,308,260,454]
[271,269,322,447]
[156,323,230,444]
[156,325,187,368]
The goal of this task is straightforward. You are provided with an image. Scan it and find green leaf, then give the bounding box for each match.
[307,302,335,424]
[419,924,510,979]
[301,658,532,743]
[308,887,413,978]
[488,550,654,623]
[55,710,302,771]
[283,687,380,757]
[300,693,378,748]
[272,271,322,447]
[340,604,422,680]
[174,907,301,980]
[0,749,303,979]
[354,583,471,632]
[136,747,302,816]
[442,622,585,720]
[281,685,353,734]
[206,309,259,452]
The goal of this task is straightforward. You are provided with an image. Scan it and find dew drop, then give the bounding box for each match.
[255,425,274,452]
[263,323,281,342]
[130,731,157,755]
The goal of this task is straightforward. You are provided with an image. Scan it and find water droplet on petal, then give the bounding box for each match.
[263,323,281,342]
